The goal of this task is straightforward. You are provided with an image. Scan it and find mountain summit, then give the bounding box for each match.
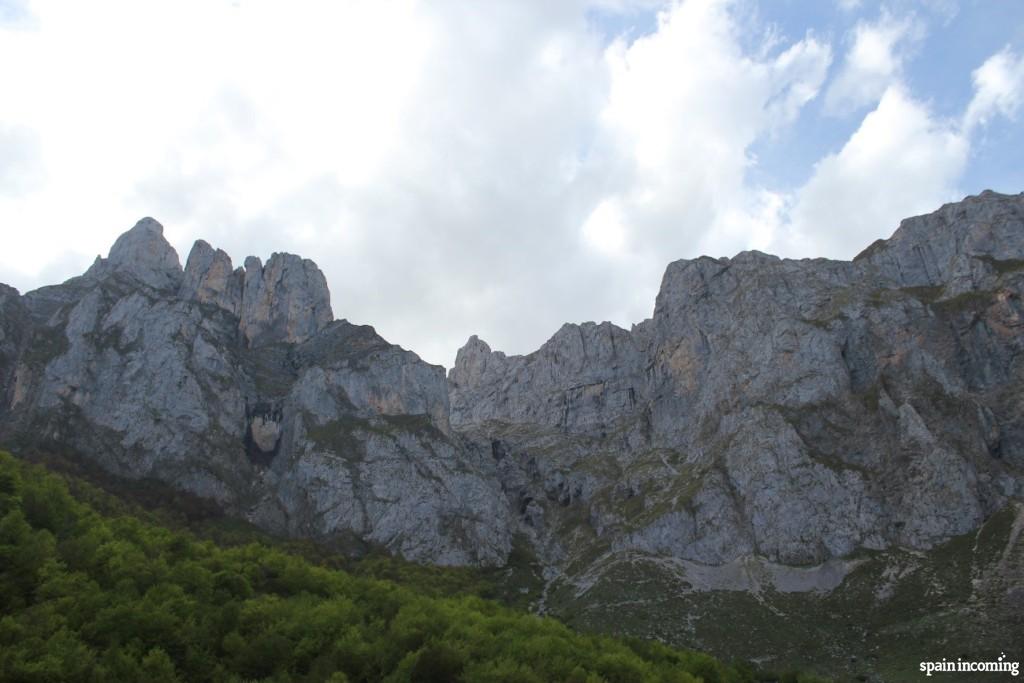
[1,192,1021,585]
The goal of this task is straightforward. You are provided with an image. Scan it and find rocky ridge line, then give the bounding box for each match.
[0,219,509,566]
[450,190,1023,572]
[0,191,1021,581]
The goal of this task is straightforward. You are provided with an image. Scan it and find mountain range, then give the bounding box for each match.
[2,190,1022,678]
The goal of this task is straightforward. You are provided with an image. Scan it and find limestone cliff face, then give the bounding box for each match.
[238,253,333,347]
[0,219,510,566]
[855,189,1024,288]
[179,238,333,346]
[0,192,1020,579]
[0,284,28,417]
[103,217,185,291]
[450,190,1024,571]
[180,240,244,316]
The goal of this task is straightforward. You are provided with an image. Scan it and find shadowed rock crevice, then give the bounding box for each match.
[244,400,283,467]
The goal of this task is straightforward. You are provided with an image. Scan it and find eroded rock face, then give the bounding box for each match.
[855,189,1024,288]
[450,323,647,432]
[450,191,1024,572]
[0,192,1020,577]
[0,285,28,417]
[93,217,184,291]
[181,240,244,316]
[0,220,510,566]
[179,239,334,347]
[240,253,333,347]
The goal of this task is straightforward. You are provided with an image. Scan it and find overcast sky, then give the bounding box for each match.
[1,0,1023,366]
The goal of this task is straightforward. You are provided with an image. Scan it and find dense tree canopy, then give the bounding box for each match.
[0,452,827,682]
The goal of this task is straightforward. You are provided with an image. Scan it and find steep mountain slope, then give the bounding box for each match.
[443,190,1024,677]
[0,193,1021,673]
[1,191,1022,678]
[559,502,1023,681]
[0,219,511,566]
[450,191,1023,585]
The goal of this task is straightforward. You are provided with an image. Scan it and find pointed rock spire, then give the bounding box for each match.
[238,252,333,347]
[105,217,183,290]
[181,240,244,316]
[449,334,506,391]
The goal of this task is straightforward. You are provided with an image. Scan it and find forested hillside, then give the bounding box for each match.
[0,451,825,683]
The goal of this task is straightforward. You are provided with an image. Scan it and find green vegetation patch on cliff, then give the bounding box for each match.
[932,290,997,315]
[306,414,374,459]
[545,505,1023,683]
[306,413,450,461]
[977,254,1024,275]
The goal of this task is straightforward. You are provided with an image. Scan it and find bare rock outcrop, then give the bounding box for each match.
[0,220,509,566]
[88,217,184,291]
[180,239,244,316]
[0,191,1020,579]
[450,191,1024,572]
[238,253,333,347]
[179,239,334,347]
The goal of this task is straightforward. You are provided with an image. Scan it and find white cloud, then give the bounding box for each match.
[964,48,1024,132]
[0,0,33,26]
[764,42,1022,261]
[825,10,923,114]
[582,199,629,254]
[593,0,831,263]
[0,0,1014,367]
[776,86,968,258]
[0,0,837,365]
[0,124,45,197]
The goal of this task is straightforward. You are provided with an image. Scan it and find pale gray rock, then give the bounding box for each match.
[1,193,1021,579]
[97,217,184,291]
[180,239,244,316]
[450,321,649,433]
[855,190,1024,287]
[451,190,1024,573]
[0,284,27,417]
[0,218,509,567]
[239,252,333,347]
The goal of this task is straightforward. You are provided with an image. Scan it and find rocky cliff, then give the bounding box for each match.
[1,192,1022,585]
[449,190,1023,578]
[0,219,511,566]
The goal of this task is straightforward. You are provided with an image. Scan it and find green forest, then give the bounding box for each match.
[0,451,827,682]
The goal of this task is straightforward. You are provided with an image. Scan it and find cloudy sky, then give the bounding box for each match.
[1,0,1023,366]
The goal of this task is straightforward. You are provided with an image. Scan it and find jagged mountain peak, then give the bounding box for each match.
[100,216,184,291]
[76,219,337,348]
[239,249,333,347]
[458,334,494,356]
[855,189,1024,287]
[176,232,335,347]
[181,239,242,316]
[0,218,505,566]
[450,190,1022,572]
[1,193,1022,582]
[652,191,1024,321]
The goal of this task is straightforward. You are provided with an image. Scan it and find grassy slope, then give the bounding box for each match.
[542,504,1023,682]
